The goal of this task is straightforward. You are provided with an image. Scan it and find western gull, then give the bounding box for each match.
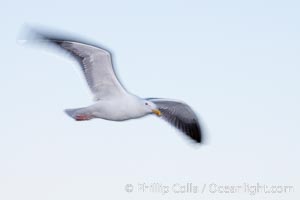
[27,30,203,143]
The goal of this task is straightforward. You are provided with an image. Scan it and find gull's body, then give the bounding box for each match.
[66,95,149,121]
[29,30,203,143]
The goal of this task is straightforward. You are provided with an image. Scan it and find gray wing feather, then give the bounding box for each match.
[148,98,202,143]
[33,31,127,100]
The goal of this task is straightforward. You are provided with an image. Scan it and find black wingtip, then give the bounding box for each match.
[21,25,113,51]
[190,121,202,143]
[19,25,67,47]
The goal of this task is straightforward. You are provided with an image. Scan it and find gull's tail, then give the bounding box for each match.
[64,108,80,118]
[64,108,93,121]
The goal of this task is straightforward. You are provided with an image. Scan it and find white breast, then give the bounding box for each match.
[90,95,148,121]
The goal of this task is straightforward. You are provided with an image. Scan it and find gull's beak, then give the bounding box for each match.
[152,109,162,116]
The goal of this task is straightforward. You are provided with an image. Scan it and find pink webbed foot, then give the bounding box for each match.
[74,114,92,121]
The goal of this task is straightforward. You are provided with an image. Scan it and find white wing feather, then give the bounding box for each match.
[35,33,127,100]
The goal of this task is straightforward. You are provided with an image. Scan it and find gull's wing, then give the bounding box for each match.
[32,31,127,100]
[148,98,202,143]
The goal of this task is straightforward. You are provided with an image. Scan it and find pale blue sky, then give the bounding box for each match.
[0,0,299,199]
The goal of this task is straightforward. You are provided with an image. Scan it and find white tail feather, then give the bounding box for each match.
[64,108,81,119]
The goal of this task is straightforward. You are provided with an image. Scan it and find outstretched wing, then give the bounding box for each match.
[148,98,202,143]
[32,30,127,100]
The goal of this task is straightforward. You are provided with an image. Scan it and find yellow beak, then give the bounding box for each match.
[152,109,162,116]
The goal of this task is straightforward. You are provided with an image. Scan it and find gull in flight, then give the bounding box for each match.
[28,30,203,143]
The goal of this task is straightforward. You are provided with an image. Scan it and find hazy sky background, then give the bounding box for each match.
[0,0,299,199]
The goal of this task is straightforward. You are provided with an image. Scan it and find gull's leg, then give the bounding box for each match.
[74,114,93,121]
[65,107,94,121]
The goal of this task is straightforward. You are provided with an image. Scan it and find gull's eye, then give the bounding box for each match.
[145,102,148,105]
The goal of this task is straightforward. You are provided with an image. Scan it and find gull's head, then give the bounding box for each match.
[143,100,161,116]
